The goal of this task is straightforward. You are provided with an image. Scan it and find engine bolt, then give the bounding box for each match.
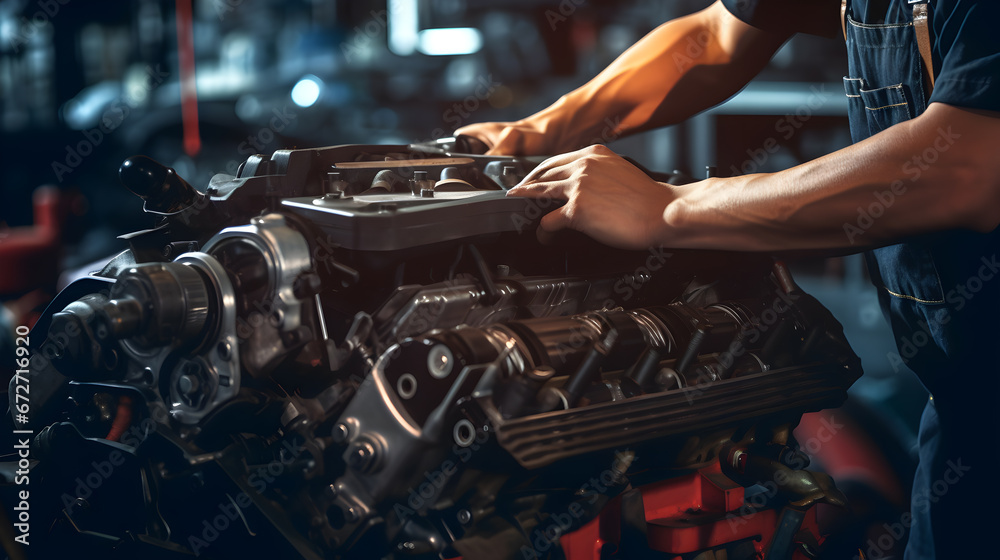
[332,423,350,444]
[427,345,453,379]
[457,509,472,525]
[347,441,376,472]
[177,374,199,394]
[344,507,359,522]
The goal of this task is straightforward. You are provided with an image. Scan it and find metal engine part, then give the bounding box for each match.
[11,142,861,560]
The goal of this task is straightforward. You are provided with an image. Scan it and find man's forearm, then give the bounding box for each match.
[661,103,1000,251]
[522,2,786,151]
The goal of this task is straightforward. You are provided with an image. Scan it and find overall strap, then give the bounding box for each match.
[841,0,848,40]
[910,0,935,92]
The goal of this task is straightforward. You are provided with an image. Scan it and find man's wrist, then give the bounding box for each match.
[521,95,588,153]
[660,186,689,248]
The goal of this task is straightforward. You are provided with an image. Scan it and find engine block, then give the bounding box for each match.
[13,140,861,559]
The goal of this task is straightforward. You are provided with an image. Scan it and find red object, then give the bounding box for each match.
[105,395,134,442]
[175,0,201,157]
[794,410,905,506]
[560,461,823,559]
[446,461,823,559]
[0,187,62,295]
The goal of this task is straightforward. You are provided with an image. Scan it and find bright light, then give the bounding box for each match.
[417,27,483,56]
[388,0,419,56]
[388,0,483,57]
[291,76,322,107]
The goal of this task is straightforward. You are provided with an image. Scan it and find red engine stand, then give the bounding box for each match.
[560,461,823,559]
[0,186,62,295]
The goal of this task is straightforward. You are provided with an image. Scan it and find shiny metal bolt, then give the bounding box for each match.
[177,374,199,394]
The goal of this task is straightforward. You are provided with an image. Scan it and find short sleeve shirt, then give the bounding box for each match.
[720,0,1000,113]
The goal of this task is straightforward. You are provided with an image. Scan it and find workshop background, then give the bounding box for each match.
[1,0,926,554]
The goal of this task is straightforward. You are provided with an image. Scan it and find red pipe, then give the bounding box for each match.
[175,0,201,156]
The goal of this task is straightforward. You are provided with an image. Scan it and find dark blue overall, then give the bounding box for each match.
[844,1,1000,557]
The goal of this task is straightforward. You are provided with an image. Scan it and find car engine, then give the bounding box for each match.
[12,139,861,559]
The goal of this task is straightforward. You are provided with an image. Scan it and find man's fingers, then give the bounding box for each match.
[506,177,573,200]
[539,204,572,233]
[534,205,572,245]
[517,155,580,188]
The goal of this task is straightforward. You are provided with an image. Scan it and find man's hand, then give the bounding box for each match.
[506,145,676,249]
[508,104,1000,255]
[455,119,556,156]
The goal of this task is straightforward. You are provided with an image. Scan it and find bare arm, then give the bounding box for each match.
[457,1,789,155]
[507,103,1000,251]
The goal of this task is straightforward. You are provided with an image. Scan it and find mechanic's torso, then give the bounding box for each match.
[844,0,1000,398]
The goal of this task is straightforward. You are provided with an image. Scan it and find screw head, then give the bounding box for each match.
[347,441,377,472]
[427,345,453,379]
[344,507,359,522]
[332,423,350,444]
[177,374,199,394]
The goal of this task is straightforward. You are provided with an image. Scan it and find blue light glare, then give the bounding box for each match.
[291,76,322,107]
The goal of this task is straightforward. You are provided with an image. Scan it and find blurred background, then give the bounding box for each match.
[0,0,926,554]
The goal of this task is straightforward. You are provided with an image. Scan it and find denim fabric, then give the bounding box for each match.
[845,2,1000,558]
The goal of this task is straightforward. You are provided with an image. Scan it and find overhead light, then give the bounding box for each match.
[389,0,483,56]
[417,28,483,56]
[388,0,419,56]
[291,75,322,108]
